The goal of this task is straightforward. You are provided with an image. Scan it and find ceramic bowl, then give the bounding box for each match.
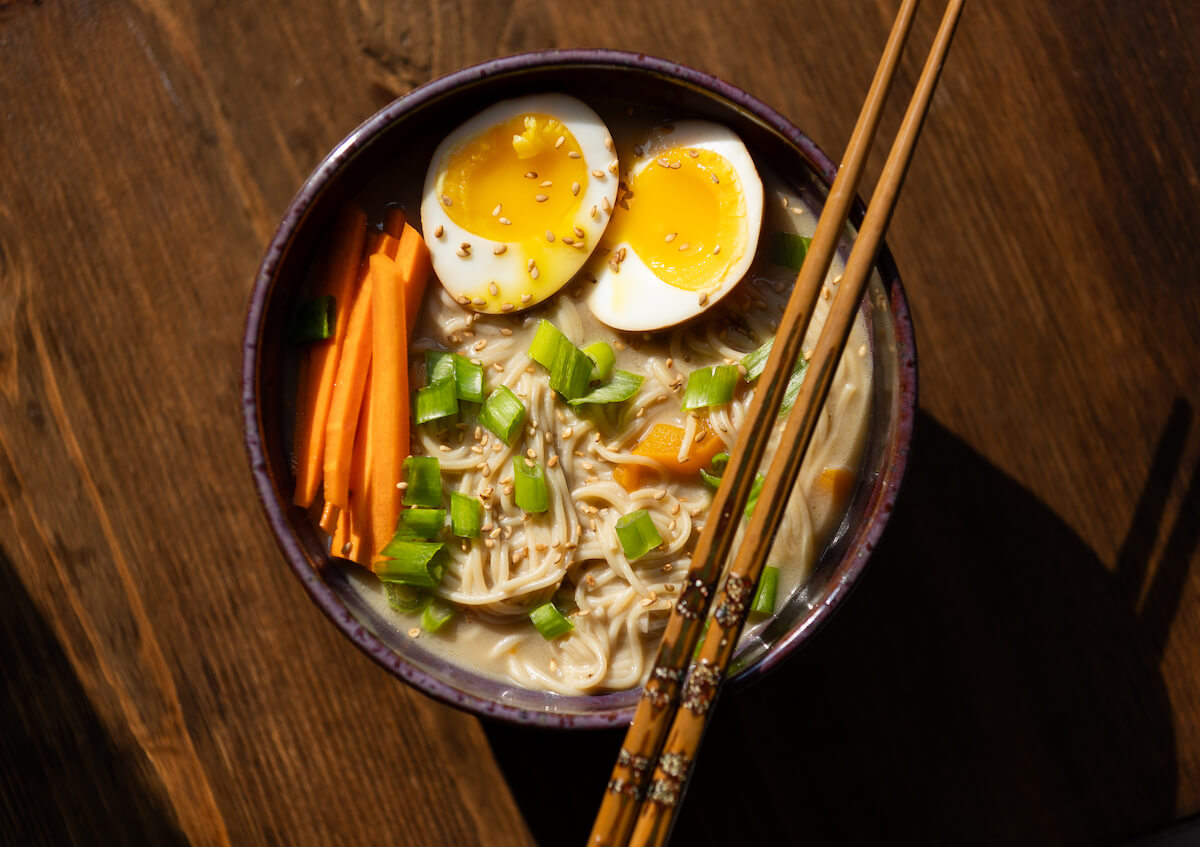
[241,49,916,728]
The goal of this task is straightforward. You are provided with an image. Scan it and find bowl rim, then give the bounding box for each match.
[241,48,917,729]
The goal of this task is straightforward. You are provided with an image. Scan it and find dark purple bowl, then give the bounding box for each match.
[241,50,916,728]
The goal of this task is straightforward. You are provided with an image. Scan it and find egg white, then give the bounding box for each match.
[585,121,764,332]
[420,94,619,314]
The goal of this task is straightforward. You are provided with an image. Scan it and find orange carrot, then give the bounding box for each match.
[614,419,727,492]
[293,204,368,507]
[398,226,429,339]
[344,363,377,564]
[383,207,407,237]
[318,270,375,533]
[817,466,857,506]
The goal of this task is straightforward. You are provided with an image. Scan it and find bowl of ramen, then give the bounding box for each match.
[242,50,916,728]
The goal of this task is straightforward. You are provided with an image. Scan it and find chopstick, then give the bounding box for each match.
[624,3,964,844]
[587,1,963,844]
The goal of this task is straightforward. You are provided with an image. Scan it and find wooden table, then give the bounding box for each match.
[3,1,1197,844]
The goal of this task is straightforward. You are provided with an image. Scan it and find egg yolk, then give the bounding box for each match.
[438,114,589,245]
[601,148,744,291]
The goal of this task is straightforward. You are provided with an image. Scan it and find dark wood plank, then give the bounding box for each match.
[1,0,1198,844]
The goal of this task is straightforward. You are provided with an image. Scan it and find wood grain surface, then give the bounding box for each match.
[1,0,1197,845]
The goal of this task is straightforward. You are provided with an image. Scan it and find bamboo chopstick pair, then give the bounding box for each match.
[588,1,964,844]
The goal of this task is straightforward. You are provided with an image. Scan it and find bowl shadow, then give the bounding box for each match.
[486,403,1197,845]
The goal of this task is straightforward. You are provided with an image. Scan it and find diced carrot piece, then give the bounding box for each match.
[293,205,368,507]
[615,419,727,492]
[817,466,857,507]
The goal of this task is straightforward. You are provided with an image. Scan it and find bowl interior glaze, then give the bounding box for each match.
[242,50,916,728]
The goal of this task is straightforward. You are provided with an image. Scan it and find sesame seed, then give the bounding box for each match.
[711,173,719,183]
[547,455,559,468]
[500,327,514,336]
[492,203,502,216]
[562,237,575,246]
[833,274,844,285]
[614,340,626,351]
[546,230,555,242]
[524,171,537,179]
[582,461,594,471]
[590,205,598,219]
[434,225,445,238]
[698,292,709,306]
[489,281,499,295]
[573,226,584,238]
[456,295,470,305]
[503,485,513,496]
[670,502,680,516]
[693,430,705,443]
[601,197,611,213]
[472,296,486,306]
[782,197,790,208]
[664,583,676,593]
[484,539,495,549]
[687,149,700,158]
[712,245,721,255]
[498,216,512,225]
[526,448,537,459]
[678,242,689,251]
[494,244,507,255]
[639,596,653,607]
[592,169,605,178]
[568,151,581,159]
[666,357,674,368]
[561,426,574,438]
[608,160,618,174]
[520,293,532,303]
[670,161,681,169]
[822,286,831,300]
[605,136,615,152]
[585,574,596,587]
[858,343,868,357]
[409,628,421,638]
[571,182,580,196]
[471,445,484,454]
[480,464,491,478]
[524,457,535,468]
[438,444,451,452]
[540,180,553,188]
[501,302,514,311]
[555,135,565,149]
[535,194,548,203]
[441,195,452,206]
[531,267,539,280]
[474,339,487,351]
[492,441,502,451]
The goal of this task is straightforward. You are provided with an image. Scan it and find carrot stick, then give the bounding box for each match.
[383,207,407,237]
[368,226,430,560]
[397,222,429,339]
[293,204,368,507]
[318,270,375,533]
[345,363,376,564]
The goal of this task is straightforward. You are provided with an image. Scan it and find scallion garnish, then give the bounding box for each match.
[478,386,526,446]
[745,474,764,519]
[450,492,483,538]
[567,370,643,406]
[514,459,549,513]
[289,295,336,344]
[779,356,810,416]
[529,602,573,640]
[426,350,484,403]
[615,509,663,561]
[740,339,810,416]
[751,566,780,615]
[681,364,739,410]
[402,456,442,507]
[395,507,445,540]
[769,231,812,271]
[420,598,455,633]
[583,341,615,382]
[529,319,592,400]
[699,466,722,490]
[384,583,425,612]
[414,377,458,424]
[374,541,446,589]
[741,338,773,382]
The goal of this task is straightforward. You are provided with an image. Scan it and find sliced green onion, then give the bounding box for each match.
[478,386,526,446]
[567,370,643,406]
[395,507,445,540]
[514,459,549,513]
[681,364,739,410]
[529,319,568,369]
[450,492,483,538]
[384,583,425,612]
[745,473,764,520]
[583,341,615,382]
[374,541,445,589]
[693,618,710,659]
[420,598,455,633]
[751,566,780,615]
[426,350,484,403]
[402,456,442,507]
[779,356,810,416]
[699,451,731,490]
[769,232,812,271]
[741,338,773,382]
[414,377,458,424]
[529,602,574,640]
[615,509,663,561]
[529,319,592,400]
[289,295,336,344]
[426,350,456,384]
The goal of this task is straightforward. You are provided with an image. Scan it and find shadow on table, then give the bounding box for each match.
[0,547,188,845]
[486,404,1198,846]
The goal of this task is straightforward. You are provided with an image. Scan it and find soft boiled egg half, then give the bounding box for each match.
[421,94,619,314]
[585,121,764,331]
